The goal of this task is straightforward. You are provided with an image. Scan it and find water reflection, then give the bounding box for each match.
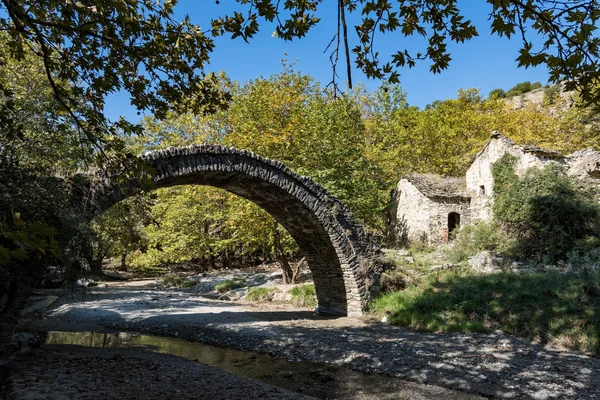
[44,331,480,400]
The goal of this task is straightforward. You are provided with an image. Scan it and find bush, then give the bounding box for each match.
[447,221,514,263]
[215,278,246,293]
[488,88,506,99]
[505,81,542,97]
[492,155,600,262]
[289,284,317,308]
[246,287,275,302]
[543,84,561,105]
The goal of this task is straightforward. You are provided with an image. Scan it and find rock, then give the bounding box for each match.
[468,251,508,273]
[268,271,282,280]
[430,263,460,272]
[21,295,59,316]
[403,256,415,264]
[218,291,240,301]
[75,278,97,287]
[12,332,42,354]
[270,289,291,303]
[246,274,268,287]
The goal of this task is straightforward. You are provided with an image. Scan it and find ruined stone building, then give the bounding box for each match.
[390,132,600,245]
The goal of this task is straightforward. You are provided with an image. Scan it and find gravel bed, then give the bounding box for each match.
[19,286,600,399]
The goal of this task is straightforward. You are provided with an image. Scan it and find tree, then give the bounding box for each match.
[0,33,87,172]
[88,197,150,274]
[489,89,506,99]
[2,0,600,146]
[492,154,600,261]
[210,1,600,104]
[363,85,600,182]
[0,0,230,165]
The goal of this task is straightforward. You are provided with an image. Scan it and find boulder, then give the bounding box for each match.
[468,251,507,273]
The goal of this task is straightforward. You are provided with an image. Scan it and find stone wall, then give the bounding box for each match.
[87,145,381,317]
[392,132,600,247]
[466,132,565,221]
[392,179,470,245]
[392,179,431,244]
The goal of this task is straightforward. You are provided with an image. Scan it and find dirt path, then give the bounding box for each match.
[17,286,600,399]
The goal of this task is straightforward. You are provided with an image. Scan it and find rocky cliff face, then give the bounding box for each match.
[504,83,575,112]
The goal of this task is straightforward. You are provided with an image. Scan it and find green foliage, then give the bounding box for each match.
[246,287,275,302]
[505,81,543,98]
[492,155,600,261]
[208,0,600,106]
[543,84,562,105]
[163,276,196,288]
[371,271,600,353]
[215,278,246,293]
[488,88,506,99]
[447,221,514,263]
[1,0,229,158]
[380,269,410,293]
[289,284,317,308]
[364,87,499,178]
[0,34,89,173]
[224,65,388,229]
[0,213,62,264]
[89,197,150,270]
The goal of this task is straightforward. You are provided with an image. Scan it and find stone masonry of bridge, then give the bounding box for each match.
[87,144,382,316]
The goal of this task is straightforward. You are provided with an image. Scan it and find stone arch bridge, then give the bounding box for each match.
[86,145,382,316]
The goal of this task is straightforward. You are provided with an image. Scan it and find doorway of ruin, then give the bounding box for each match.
[448,212,461,239]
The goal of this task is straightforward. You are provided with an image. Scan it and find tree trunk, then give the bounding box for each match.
[119,253,127,271]
[291,257,306,284]
[209,255,217,270]
[200,256,209,270]
[89,258,103,277]
[273,220,293,284]
[221,251,230,269]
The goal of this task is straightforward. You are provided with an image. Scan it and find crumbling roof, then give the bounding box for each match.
[403,174,470,200]
[489,131,564,159]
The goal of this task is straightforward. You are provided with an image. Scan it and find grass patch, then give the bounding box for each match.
[289,284,317,308]
[163,276,196,288]
[246,287,275,302]
[370,271,600,353]
[215,278,246,293]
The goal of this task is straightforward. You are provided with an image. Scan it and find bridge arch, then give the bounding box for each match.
[89,145,381,316]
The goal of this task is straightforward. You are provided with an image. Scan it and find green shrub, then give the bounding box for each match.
[246,287,274,302]
[488,88,506,99]
[215,278,246,293]
[505,81,542,97]
[163,276,196,288]
[543,84,561,105]
[289,284,317,308]
[492,154,600,262]
[447,221,514,263]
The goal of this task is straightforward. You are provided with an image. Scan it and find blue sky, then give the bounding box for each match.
[108,1,549,122]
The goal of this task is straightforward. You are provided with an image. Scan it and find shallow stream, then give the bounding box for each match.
[43,330,477,399]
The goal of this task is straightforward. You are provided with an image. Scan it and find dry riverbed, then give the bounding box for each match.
[6,273,600,399]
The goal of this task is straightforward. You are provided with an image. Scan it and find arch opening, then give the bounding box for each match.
[89,145,379,316]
